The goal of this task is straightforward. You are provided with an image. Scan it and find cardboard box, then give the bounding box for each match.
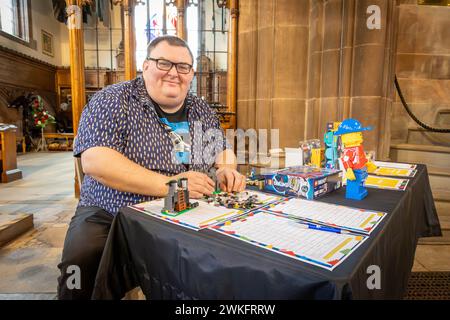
[262,166,342,200]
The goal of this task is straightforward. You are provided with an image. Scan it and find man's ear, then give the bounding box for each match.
[143,60,149,71]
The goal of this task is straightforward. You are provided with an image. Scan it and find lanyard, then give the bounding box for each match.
[145,98,192,170]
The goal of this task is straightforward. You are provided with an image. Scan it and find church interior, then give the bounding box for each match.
[0,0,449,301]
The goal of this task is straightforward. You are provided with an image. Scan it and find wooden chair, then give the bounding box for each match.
[74,157,84,186]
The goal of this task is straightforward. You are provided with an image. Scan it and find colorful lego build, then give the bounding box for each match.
[324,122,342,169]
[300,139,324,168]
[161,178,199,216]
[204,191,264,210]
[333,119,377,200]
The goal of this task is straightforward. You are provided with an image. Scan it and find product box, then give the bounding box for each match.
[261,166,342,200]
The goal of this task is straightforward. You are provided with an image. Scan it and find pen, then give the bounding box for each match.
[296,222,352,235]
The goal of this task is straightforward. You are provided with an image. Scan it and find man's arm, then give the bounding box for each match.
[82,147,170,196]
[81,147,215,198]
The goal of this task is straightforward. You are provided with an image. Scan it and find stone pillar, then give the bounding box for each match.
[237,0,309,149]
[305,0,398,159]
[226,0,238,129]
[392,2,450,145]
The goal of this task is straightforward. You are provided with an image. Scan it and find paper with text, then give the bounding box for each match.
[211,210,367,271]
[365,175,409,191]
[264,198,385,235]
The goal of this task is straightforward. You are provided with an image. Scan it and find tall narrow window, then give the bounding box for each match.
[134,0,230,127]
[135,0,179,71]
[0,0,30,43]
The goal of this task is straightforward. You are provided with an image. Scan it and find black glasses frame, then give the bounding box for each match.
[146,57,193,74]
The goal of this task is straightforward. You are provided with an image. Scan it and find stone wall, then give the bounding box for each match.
[237,0,398,159]
[392,2,450,145]
[237,0,309,149]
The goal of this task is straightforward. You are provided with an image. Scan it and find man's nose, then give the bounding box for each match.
[167,65,179,76]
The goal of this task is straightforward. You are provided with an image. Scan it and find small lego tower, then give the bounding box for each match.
[207,167,221,194]
[333,119,377,200]
[162,178,198,216]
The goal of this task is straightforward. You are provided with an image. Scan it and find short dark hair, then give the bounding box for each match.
[146,35,194,65]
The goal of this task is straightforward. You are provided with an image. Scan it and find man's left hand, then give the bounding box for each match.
[216,167,246,193]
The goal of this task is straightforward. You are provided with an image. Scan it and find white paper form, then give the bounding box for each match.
[264,198,386,235]
[132,199,242,230]
[210,210,367,271]
[365,175,410,191]
[373,161,417,170]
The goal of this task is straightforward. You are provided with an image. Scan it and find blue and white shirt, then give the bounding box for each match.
[74,76,228,215]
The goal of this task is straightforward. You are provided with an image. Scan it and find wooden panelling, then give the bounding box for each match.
[0,46,56,92]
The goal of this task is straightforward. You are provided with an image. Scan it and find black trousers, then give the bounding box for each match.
[57,206,113,300]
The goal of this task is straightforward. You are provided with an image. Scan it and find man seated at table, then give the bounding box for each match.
[57,35,246,300]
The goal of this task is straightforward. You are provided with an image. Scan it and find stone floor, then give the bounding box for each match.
[0,152,77,299]
[0,151,449,300]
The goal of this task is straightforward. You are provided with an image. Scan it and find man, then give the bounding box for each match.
[57,35,245,299]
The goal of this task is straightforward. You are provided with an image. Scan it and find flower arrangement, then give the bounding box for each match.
[31,95,56,129]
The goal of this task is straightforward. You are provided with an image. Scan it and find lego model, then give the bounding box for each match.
[324,122,342,169]
[300,139,323,167]
[161,178,199,216]
[333,118,377,200]
[204,191,263,210]
[207,167,221,194]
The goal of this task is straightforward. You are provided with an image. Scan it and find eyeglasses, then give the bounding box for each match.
[146,57,193,74]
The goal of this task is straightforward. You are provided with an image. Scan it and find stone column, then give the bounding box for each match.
[226,0,239,129]
[238,0,398,159]
[237,0,310,149]
[306,0,398,159]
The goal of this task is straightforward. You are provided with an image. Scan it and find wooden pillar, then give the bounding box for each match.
[66,0,86,135]
[176,0,187,40]
[66,0,86,198]
[226,0,238,129]
[123,0,137,80]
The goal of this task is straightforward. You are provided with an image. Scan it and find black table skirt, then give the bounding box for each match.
[92,165,441,299]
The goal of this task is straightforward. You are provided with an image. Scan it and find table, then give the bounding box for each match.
[92,165,441,299]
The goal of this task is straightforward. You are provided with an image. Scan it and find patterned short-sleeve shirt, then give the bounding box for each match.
[74,76,228,215]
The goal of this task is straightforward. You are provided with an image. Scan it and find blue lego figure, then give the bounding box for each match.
[333,119,377,200]
[324,122,341,169]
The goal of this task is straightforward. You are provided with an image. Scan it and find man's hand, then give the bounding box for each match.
[345,168,356,181]
[216,167,246,193]
[173,171,215,198]
[366,161,377,173]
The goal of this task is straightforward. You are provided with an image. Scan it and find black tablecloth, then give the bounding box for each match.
[92,165,441,299]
